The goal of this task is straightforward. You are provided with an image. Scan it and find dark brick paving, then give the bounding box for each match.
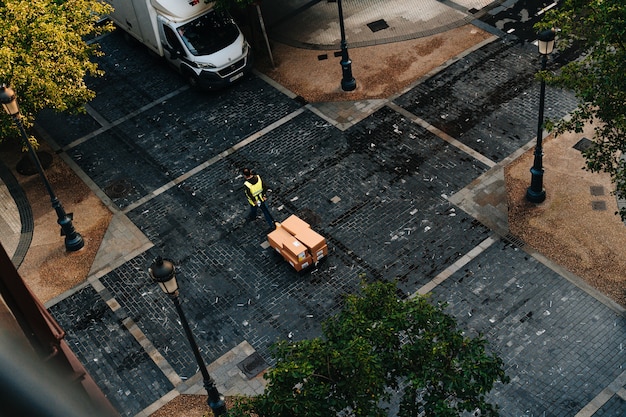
[85,31,189,122]
[430,240,626,417]
[36,109,103,148]
[100,220,366,377]
[394,39,578,163]
[49,285,173,415]
[64,76,301,209]
[39,15,626,417]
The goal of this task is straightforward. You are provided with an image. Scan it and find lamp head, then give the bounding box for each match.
[0,85,19,116]
[537,29,556,55]
[148,257,179,295]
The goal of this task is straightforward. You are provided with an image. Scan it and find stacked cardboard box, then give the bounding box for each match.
[294,227,328,263]
[267,215,328,271]
[281,215,310,235]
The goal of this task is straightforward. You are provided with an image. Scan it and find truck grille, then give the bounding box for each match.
[217,57,246,78]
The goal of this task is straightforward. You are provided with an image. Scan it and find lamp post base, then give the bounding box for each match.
[526,166,546,203]
[525,186,546,203]
[341,77,356,92]
[63,230,85,252]
[207,397,227,416]
[340,59,356,91]
[55,206,84,252]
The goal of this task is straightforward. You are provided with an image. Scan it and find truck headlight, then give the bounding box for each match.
[196,62,217,69]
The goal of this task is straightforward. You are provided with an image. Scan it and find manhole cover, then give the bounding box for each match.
[591,201,607,211]
[573,137,593,152]
[104,178,133,198]
[367,19,389,33]
[590,185,605,196]
[237,352,268,379]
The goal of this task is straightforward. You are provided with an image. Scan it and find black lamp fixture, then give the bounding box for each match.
[148,257,227,416]
[0,85,84,251]
[337,0,356,91]
[526,29,556,203]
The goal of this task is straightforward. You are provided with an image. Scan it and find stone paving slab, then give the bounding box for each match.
[0,161,32,267]
[267,0,490,49]
[88,212,154,278]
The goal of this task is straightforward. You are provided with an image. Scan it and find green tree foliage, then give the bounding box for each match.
[229,280,508,417]
[540,0,626,217]
[0,0,113,140]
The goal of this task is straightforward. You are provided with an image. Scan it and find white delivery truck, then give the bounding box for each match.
[104,0,253,89]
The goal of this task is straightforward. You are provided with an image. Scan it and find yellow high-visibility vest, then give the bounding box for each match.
[244,177,264,205]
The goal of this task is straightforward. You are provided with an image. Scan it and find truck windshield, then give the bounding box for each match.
[177,11,240,56]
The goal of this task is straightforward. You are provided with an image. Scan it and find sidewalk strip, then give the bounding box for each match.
[252,69,298,99]
[575,369,626,417]
[122,107,306,214]
[60,86,190,152]
[90,278,183,387]
[387,102,496,168]
[413,235,497,296]
[122,317,183,387]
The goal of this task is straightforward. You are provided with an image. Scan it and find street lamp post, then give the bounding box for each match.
[148,257,227,416]
[526,29,556,204]
[0,85,84,251]
[337,0,356,91]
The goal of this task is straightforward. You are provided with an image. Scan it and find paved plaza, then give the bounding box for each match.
[1,0,625,416]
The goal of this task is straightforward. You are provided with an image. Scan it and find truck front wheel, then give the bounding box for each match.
[183,70,200,88]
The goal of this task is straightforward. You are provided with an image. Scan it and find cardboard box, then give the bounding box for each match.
[282,249,313,271]
[295,227,326,253]
[281,214,310,236]
[289,258,312,272]
[282,238,308,261]
[268,226,308,261]
[267,227,296,252]
[268,219,327,270]
[311,244,328,263]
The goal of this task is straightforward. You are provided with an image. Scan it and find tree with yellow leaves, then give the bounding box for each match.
[0,0,113,140]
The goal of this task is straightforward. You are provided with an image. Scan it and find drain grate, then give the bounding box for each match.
[590,185,605,196]
[503,233,525,248]
[591,201,607,211]
[237,352,268,379]
[573,137,593,152]
[367,19,389,33]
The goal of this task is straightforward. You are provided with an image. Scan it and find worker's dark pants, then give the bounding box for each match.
[248,201,275,229]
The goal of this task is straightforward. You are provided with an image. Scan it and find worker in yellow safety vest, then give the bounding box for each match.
[243,168,276,230]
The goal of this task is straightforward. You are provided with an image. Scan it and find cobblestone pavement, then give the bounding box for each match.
[4,0,626,416]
